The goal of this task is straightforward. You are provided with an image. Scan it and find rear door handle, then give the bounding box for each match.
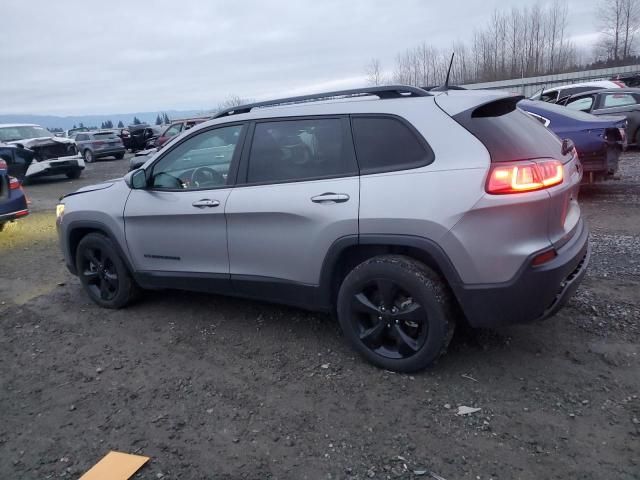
[192,199,220,208]
[311,193,350,203]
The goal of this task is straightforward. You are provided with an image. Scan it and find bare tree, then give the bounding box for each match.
[596,0,640,60]
[217,94,248,112]
[365,58,384,85]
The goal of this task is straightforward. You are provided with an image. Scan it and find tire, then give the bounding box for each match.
[66,170,81,179]
[83,149,94,163]
[115,153,125,160]
[75,233,138,308]
[337,255,456,372]
[0,222,4,232]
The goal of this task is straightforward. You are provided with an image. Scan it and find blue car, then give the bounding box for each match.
[519,99,627,180]
[0,156,29,231]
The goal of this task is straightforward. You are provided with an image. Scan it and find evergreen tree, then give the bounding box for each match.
[117,120,124,128]
[72,124,77,129]
[79,122,85,128]
[132,117,142,125]
[163,112,170,124]
[155,114,162,125]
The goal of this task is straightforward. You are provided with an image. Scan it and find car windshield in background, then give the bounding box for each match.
[0,125,53,142]
[93,132,117,139]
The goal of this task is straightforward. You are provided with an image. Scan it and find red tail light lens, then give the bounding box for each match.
[486,160,564,194]
[0,159,7,170]
[9,177,21,190]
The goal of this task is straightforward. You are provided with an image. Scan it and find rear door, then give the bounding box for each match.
[225,116,359,298]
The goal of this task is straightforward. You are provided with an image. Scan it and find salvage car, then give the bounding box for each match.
[153,118,209,148]
[126,124,158,152]
[57,86,589,372]
[529,80,624,103]
[0,124,84,181]
[519,100,626,180]
[0,158,29,232]
[74,131,126,163]
[558,88,640,145]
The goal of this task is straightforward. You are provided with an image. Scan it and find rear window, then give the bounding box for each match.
[93,132,117,139]
[351,116,433,174]
[453,98,564,163]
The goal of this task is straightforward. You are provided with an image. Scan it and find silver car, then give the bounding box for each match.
[74,131,126,163]
[56,86,590,372]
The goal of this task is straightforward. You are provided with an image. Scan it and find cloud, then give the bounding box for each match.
[0,0,600,115]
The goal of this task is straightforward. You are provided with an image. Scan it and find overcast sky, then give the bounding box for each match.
[1,0,600,116]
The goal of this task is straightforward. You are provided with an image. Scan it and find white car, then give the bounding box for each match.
[530,80,625,103]
[0,124,85,182]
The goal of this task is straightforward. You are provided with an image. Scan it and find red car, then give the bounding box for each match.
[154,118,209,148]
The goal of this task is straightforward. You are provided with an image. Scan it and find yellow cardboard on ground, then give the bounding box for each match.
[79,451,149,480]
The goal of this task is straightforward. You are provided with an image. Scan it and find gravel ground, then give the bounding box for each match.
[0,154,638,480]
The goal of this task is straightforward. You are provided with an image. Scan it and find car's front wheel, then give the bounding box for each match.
[83,149,94,163]
[337,255,455,372]
[66,169,81,179]
[115,153,125,160]
[75,233,138,308]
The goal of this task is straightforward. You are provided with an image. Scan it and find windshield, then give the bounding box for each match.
[0,125,53,142]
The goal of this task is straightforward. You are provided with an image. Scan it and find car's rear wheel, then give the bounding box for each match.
[66,170,81,179]
[115,153,125,160]
[337,255,455,372]
[76,233,138,308]
[83,149,94,163]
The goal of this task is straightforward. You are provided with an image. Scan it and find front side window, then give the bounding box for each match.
[247,118,356,183]
[566,96,594,112]
[151,125,244,190]
[351,116,433,174]
[164,124,182,137]
[602,93,638,108]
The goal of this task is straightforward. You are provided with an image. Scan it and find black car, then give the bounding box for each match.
[126,125,160,152]
[0,142,34,181]
[558,88,640,145]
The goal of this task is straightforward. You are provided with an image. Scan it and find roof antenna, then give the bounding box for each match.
[431,53,455,92]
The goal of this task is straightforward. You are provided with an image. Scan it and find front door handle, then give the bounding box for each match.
[192,199,220,208]
[311,193,350,204]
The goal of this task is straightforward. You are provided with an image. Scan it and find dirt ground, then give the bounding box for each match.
[0,153,638,480]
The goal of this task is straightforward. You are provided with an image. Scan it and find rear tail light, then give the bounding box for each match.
[9,177,21,190]
[0,159,7,170]
[486,159,564,194]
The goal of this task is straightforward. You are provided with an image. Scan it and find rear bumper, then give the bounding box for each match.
[94,147,126,158]
[456,219,590,328]
[0,208,29,223]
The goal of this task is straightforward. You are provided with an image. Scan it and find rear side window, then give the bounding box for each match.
[94,132,116,139]
[247,118,357,183]
[351,116,433,174]
[601,93,637,108]
[453,98,565,163]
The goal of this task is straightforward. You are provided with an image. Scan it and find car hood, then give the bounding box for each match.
[62,178,122,199]
[8,136,75,148]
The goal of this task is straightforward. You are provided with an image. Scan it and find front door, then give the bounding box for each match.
[124,123,246,276]
[225,117,359,298]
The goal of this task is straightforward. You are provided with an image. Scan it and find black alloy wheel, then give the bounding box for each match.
[351,278,428,359]
[79,246,119,301]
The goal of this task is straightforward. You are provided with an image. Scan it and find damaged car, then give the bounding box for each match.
[0,124,85,182]
[519,100,627,181]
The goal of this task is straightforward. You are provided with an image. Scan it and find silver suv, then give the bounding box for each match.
[56,86,590,372]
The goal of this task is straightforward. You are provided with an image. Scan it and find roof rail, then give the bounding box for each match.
[213,85,430,118]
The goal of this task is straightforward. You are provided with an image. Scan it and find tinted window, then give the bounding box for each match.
[601,93,637,108]
[566,96,594,112]
[75,134,87,141]
[247,118,356,183]
[94,132,117,139]
[351,116,432,173]
[453,97,565,163]
[152,125,244,190]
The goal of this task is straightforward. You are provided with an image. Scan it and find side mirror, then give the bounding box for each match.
[125,168,148,189]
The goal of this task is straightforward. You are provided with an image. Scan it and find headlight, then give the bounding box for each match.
[56,203,65,219]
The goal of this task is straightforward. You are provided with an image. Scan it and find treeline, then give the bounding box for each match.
[367,0,640,86]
